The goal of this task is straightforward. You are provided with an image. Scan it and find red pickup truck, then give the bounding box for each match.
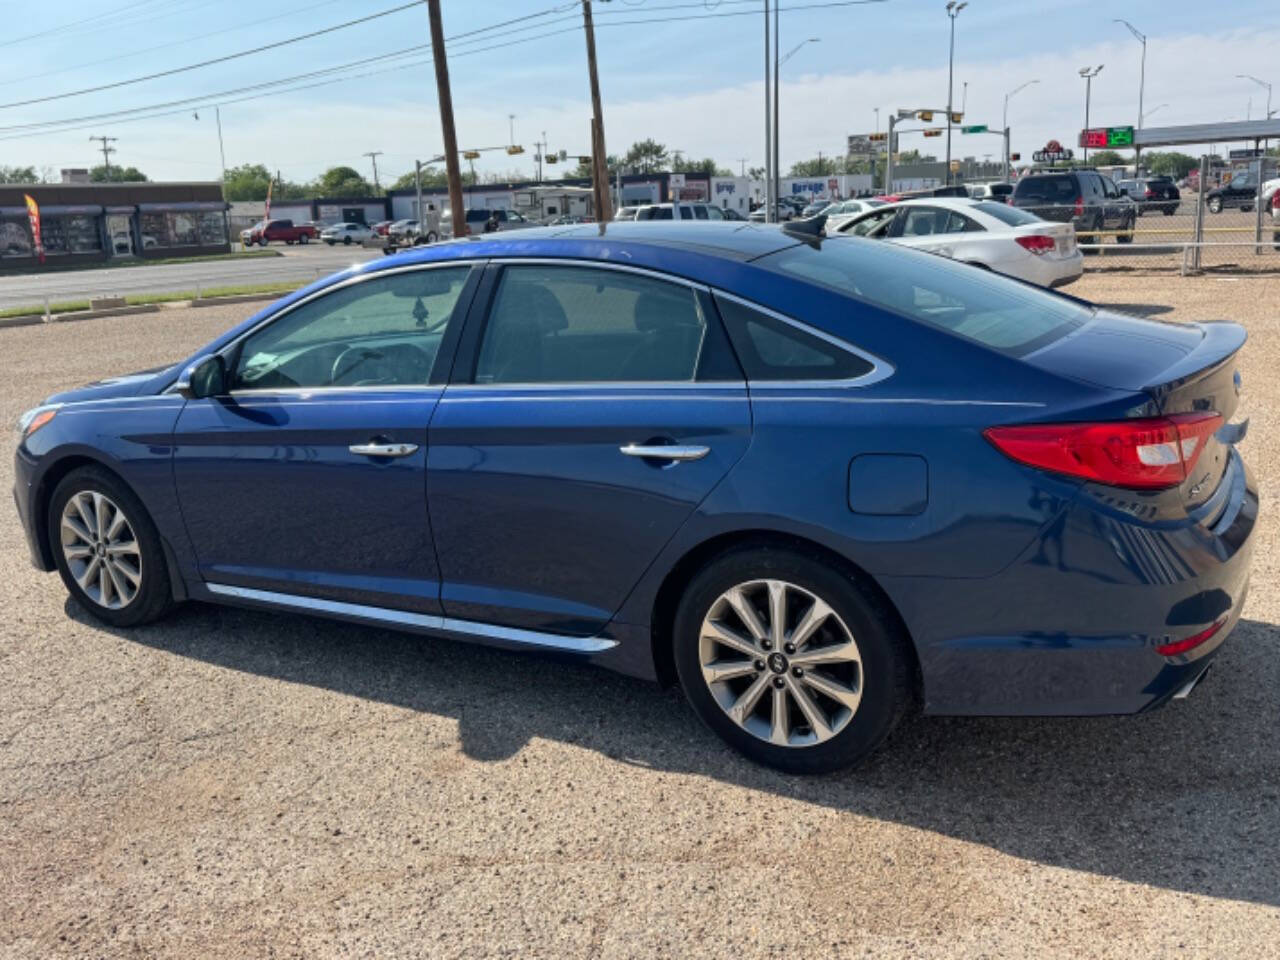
[240,218,318,246]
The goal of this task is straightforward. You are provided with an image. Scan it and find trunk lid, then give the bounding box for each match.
[1023,313,1245,507]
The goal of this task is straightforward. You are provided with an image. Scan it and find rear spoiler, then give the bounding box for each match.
[1143,321,1246,397]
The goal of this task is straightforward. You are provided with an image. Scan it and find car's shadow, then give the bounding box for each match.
[73,599,1280,907]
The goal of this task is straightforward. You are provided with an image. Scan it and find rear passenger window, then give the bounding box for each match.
[714,295,874,382]
[474,265,707,384]
[693,205,709,220]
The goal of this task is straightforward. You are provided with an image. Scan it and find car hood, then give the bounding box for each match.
[45,363,177,405]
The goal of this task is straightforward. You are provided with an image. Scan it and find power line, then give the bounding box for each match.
[0,0,891,141]
[0,0,429,111]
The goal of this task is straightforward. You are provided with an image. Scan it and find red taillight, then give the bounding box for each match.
[1015,234,1056,254]
[984,413,1224,490]
[1073,196,1084,217]
[1155,618,1226,657]
[1144,188,1155,199]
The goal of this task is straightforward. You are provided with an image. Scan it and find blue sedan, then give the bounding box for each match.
[12,222,1256,773]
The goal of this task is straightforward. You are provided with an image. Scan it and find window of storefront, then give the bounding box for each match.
[137,208,227,248]
[1,218,33,258]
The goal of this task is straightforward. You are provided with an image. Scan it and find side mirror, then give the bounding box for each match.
[175,354,226,399]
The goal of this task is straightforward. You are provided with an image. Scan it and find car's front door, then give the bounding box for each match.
[427,261,751,636]
[171,263,479,612]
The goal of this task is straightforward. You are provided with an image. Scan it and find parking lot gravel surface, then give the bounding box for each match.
[2,276,1279,958]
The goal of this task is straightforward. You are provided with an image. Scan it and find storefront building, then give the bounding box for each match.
[0,182,229,271]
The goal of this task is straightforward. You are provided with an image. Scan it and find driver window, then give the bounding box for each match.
[231,266,472,391]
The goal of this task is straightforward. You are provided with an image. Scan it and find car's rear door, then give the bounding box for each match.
[171,263,480,613]
[427,260,751,636]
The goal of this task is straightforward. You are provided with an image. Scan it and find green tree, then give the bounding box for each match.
[390,166,449,191]
[0,165,37,183]
[1088,150,1127,167]
[222,163,273,201]
[624,138,669,173]
[90,164,148,182]
[747,166,765,180]
[312,165,375,196]
[788,156,842,177]
[671,154,731,177]
[1144,151,1197,179]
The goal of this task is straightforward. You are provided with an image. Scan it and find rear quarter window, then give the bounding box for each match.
[1012,176,1077,203]
[760,238,1092,357]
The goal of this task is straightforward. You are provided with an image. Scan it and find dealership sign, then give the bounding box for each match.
[1032,140,1074,163]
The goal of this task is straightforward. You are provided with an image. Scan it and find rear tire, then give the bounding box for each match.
[48,466,173,628]
[299,234,309,244]
[343,236,352,245]
[1208,197,1222,214]
[672,546,913,774]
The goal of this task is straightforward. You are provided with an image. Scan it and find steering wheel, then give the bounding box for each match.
[331,345,386,385]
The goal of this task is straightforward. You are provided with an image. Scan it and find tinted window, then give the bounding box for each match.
[974,201,1042,226]
[475,265,706,384]
[1013,175,1077,203]
[715,295,873,381]
[679,205,694,219]
[692,205,709,220]
[232,267,471,390]
[760,239,1090,357]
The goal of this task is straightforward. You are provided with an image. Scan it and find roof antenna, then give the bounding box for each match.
[782,212,828,241]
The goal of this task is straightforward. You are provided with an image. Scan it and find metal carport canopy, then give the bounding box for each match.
[1129,119,1280,148]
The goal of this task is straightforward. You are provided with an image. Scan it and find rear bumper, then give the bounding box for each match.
[884,450,1258,716]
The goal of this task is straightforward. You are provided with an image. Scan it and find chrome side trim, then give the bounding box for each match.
[204,582,618,653]
[485,256,711,293]
[709,289,896,389]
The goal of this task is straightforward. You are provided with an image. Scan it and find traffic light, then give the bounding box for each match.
[546,153,559,163]
[506,145,525,155]
[578,156,593,164]
[950,112,963,123]
[923,129,943,138]
[917,110,934,122]
[1010,152,1021,162]
[868,132,888,142]
[463,150,480,160]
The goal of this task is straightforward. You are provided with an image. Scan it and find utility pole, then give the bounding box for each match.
[415,159,424,222]
[763,1,772,222]
[363,150,383,192]
[214,107,227,184]
[738,157,748,177]
[772,0,780,216]
[89,135,117,177]
[427,0,467,236]
[581,1,612,224]
[537,131,546,182]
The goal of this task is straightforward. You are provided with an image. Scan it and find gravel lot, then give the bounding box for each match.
[3,277,1279,958]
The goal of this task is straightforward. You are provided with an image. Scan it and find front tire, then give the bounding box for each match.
[325,239,335,245]
[48,466,173,628]
[672,546,913,774]
[343,236,352,245]
[299,234,309,244]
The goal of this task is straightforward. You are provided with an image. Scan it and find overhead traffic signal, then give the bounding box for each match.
[463,150,481,159]
[917,110,934,122]
[923,128,943,138]
[506,145,525,155]
[1010,152,1021,162]
[950,112,963,123]
[868,132,888,142]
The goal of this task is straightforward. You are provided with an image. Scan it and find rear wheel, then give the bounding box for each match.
[343,235,352,245]
[299,233,309,244]
[1208,197,1222,214]
[1117,216,1135,243]
[672,547,912,774]
[48,466,172,627]
[325,239,335,246]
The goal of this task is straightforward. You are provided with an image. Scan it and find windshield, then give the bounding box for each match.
[759,236,1091,357]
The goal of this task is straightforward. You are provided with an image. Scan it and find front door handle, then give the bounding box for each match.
[620,443,710,462]
[349,441,419,458]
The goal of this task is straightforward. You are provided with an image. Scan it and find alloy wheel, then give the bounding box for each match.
[698,579,862,748]
[59,491,142,610]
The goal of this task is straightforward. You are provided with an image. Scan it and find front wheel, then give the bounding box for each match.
[48,466,173,628]
[672,547,913,774]
[259,237,269,247]
[299,234,309,244]
[425,231,437,244]
[325,239,335,246]
[343,235,352,245]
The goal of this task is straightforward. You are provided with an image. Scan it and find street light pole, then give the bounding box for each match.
[774,36,819,210]
[1079,65,1104,164]
[1002,79,1038,181]
[944,2,967,186]
[1115,20,1146,169]
[763,0,772,222]
[1236,74,1273,150]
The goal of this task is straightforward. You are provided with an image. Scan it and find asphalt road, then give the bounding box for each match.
[0,243,380,311]
[3,276,1280,957]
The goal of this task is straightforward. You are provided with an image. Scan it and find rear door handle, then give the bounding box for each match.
[620,444,710,462]
[349,442,419,457]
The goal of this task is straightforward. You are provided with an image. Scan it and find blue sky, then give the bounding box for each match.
[0,0,1276,185]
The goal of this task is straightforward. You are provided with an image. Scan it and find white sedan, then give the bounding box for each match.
[320,222,374,245]
[830,197,1083,288]
[821,197,887,233]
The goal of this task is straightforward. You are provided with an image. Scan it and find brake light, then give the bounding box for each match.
[1015,234,1057,254]
[984,412,1224,490]
[1155,618,1226,657]
[1144,188,1155,199]
[1073,196,1084,217]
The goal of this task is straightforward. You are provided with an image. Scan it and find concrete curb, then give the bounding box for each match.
[0,292,286,330]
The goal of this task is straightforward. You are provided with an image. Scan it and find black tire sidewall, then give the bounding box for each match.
[47,465,171,627]
[672,546,910,774]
